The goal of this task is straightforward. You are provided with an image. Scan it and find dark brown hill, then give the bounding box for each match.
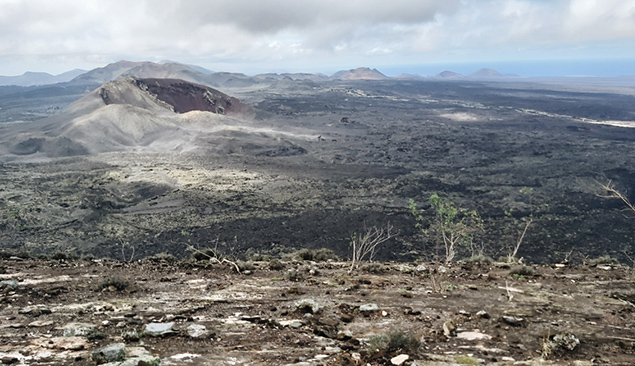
[137,78,246,114]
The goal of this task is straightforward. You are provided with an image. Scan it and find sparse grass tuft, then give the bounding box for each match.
[462,255,494,264]
[98,277,130,291]
[145,252,176,263]
[361,263,386,274]
[455,355,480,365]
[86,332,107,341]
[588,255,620,266]
[509,265,536,277]
[236,260,255,272]
[190,248,219,262]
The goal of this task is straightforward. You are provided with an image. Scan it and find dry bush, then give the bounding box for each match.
[349,223,396,273]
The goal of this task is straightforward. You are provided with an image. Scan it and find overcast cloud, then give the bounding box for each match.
[0,0,634,75]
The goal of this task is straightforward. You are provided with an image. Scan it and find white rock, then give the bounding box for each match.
[186,323,211,338]
[457,330,492,341]
[391,354,409,365]
[144,322,176,337]
[295,299,320,314]
[61,322,96,337]
[415,264,427,272]
[359,303,379,313]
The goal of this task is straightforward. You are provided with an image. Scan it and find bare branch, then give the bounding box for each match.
[349,223,396,273]
[599,180,635,213]
[186,244,241,273]
[508,218,533,262]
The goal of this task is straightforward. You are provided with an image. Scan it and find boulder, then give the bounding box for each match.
[295,299,320,314]
[391,354,409,365]
[144,322,176,337]
[91,343,126,365]
[62,322,96,337]
[186,324,213,338]
[359,303,379,314]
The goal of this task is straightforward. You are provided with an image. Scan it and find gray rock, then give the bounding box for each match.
[18,305,51,317]
[144,322,176,337]
[0,280,19,290]
[548,333,580,352]
[437,265,449,274]
[186,324,212,338]
[122,328,141,342]
[501,315,524,326]
[62,322,96,337]
[91,343,126,365]
[119,355,161,366]
[288,320,304,329]
[295,299,320,314]
[359,303,379,313]
[126,346,152,358]
[415,264,427,272]
[476,310,490,319]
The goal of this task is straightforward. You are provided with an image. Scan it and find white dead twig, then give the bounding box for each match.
[508,218,533,263]
[186,244,241,273]
[505,280,514,302]
[599,180,635,214]
[120,239,135,262]
[349,223,396,273]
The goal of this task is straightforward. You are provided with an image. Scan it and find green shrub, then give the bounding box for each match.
[296,248,314,261]
[367,329,420,357]
[313,248,339,262]
[268,259,285,271]
[286,269,304,282]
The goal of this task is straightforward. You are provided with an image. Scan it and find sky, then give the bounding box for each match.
[1,0,635,77]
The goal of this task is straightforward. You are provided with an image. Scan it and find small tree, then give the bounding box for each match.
[503,187,541,263]
[409,194,482,264]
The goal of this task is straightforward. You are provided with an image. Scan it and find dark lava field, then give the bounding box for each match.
[1,77,635,265]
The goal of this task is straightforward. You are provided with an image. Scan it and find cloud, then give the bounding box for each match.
[0,0,634,74]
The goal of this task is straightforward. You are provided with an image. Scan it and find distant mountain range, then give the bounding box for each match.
[0,69,86,86]
[433,68,518,79]
[0,61,520,87]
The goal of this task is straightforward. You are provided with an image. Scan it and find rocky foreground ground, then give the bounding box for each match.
[0,254,633,366]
